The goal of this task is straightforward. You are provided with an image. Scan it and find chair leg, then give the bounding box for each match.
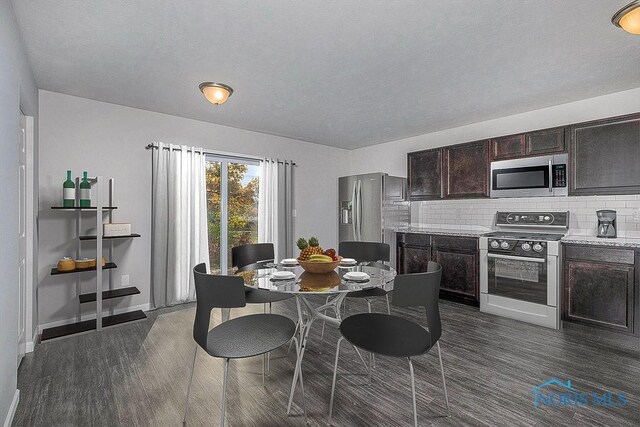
[267,303,272,375]
[408,357,418,427]
[385,294,391,315]
[328,337,344,425]
[221,358,230,427]
[437,341,451,417]
[262,303,266,384]
[320,295,331,347]
[365,299,375,368]
[183,346,198,424]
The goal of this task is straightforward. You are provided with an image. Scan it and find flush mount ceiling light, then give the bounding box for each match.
[612,0,640,34]
[199,82,234,105]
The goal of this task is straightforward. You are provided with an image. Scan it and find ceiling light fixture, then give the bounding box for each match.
[199,82,234,105]
[612,0,640,34]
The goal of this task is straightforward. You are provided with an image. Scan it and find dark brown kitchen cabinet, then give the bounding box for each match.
[396,232,431,273]
[442,140,489,199]
[431,236,479,306]
[562,244,637,335]
[407,149,442,200]
[490,127,565,161]
[490,134,526,160]
[526,127,565,156]
[568,113,640,196]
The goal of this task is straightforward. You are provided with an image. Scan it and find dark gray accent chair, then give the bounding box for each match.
[328,262,450,426]
[184,263,302,426]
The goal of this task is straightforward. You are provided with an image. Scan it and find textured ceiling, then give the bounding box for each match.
[12,0,640,149]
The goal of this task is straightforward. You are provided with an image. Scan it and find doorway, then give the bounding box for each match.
[18,113,35,365]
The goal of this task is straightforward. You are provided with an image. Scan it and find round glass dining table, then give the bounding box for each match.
[237,262,396,418]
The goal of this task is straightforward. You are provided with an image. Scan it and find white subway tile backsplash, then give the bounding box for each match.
[412,194,639,236]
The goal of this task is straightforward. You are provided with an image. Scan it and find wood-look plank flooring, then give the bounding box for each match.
[13,298,640,426]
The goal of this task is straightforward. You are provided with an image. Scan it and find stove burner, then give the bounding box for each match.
[483,231,564,241]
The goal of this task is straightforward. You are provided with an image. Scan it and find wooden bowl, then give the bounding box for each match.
[297,256,342,274]
[57,257,76,272]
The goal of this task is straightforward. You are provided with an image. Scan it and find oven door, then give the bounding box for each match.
[486,253,548,305]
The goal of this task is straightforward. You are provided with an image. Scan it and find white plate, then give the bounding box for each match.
[271,271,296,280]
[344,272,370,282]
[280,258,299,266]
[340,258,357,265]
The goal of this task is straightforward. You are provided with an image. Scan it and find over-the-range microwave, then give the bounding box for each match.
[490,153,568,198]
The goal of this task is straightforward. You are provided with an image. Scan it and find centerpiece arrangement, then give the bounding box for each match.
[296,237,341,273]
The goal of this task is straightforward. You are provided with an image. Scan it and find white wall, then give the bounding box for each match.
[348,87,640,177]
[37,90,349,327]
[0,0,38,424]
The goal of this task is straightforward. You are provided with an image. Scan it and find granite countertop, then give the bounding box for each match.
[394,227,484,238]
[561,235,640,249]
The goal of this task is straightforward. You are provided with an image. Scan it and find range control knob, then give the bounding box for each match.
[544,216,551,221]
[521,242,531,251]
[533,243,543,252]
[500,241,510,249]
[490,240,499,249]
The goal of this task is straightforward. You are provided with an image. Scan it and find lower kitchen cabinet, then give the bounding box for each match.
[431,236,479,306]
[562,244,637,335]
[396,233,479,306]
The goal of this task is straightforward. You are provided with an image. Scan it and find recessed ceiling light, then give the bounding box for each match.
[612,0,640,34]
[199,82,234,105]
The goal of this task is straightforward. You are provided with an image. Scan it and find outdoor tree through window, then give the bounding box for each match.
[206,158,259,273]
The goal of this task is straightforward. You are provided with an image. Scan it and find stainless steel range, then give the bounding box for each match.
[480,211,569,329]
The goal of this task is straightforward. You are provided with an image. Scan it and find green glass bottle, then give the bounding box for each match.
[79,171,91,207]
[63,170,75,208]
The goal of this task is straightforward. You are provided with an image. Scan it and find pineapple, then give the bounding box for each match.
[297,237,324,260]
[308,236,324,256]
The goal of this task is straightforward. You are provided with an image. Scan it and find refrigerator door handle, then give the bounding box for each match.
[357,179,363,240]
[351,180,358,240]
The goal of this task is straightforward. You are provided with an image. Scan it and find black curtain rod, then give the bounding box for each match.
[145,143,296,166]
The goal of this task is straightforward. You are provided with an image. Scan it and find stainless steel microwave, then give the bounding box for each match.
[490,154,568,198]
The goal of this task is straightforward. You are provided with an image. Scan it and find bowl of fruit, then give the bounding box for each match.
[296,237,341,274]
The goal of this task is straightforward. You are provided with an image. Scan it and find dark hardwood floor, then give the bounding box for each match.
[13,297,640,426]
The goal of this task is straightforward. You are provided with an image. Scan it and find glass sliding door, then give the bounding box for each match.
[205,156,260,274]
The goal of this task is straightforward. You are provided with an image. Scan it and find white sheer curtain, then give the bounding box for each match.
[258,158,294,261]
[151,142,209,308]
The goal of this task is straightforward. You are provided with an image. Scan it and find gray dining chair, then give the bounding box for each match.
[328,262,450,427]
[184,263,303,426]
[231,243,294,377]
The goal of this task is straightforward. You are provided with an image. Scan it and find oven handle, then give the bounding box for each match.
[548,160,553,193]
[487,253,546,263]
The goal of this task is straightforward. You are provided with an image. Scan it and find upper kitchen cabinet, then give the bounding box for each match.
[443,140,489,198]
[526,127,565,156]
[568,113,640,196]
[407,148,442,200]
[490,127,565,161]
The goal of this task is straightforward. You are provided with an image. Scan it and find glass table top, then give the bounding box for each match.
[236,263,397,294]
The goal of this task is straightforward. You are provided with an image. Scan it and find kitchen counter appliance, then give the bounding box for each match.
[597,209,617,238]
[490,154,568,198]
[480,211,569,329]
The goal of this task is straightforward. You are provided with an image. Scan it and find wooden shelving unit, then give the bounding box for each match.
[42,176,145,341]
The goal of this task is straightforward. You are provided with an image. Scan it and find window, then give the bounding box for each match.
[205,156,260,274]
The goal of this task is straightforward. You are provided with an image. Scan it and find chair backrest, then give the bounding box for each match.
[338,241,390,263]
[231,243,275,270]
[192,263,246,350]
[392,261,443,347]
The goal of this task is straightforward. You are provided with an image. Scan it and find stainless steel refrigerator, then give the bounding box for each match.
[338,173,409,267]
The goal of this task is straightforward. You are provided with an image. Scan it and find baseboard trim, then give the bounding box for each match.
[25,341,34,353]
[37,303,151,337]
[3,389,19,427]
